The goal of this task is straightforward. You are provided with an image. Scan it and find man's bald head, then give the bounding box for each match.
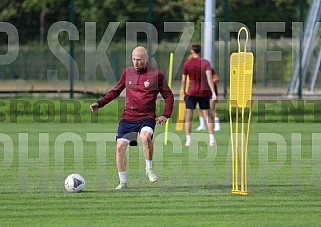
[132,46,148,71]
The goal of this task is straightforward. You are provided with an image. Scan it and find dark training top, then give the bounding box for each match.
[97,66,174,121]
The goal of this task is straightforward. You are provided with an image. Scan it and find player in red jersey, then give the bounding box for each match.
[181,44,217,146]
[90,46,174,189]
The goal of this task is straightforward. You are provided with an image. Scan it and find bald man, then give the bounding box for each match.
[90,46,174,189]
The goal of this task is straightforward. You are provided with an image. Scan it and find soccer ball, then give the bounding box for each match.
[64,174,85,193]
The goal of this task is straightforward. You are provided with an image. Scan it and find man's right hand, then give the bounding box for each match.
[90,103,99,112]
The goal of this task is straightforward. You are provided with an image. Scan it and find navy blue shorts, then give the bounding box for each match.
[116,118,156,146]
[185,95,210,110]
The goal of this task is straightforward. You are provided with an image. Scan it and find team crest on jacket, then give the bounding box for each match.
[144,80,150,88]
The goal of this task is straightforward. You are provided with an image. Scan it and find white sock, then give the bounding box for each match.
[214,117,221,131]
[118,171,127,183]
[199,116,206,127]
[145,159,152,173]
[186,135,191,143]
[209,134,215,143]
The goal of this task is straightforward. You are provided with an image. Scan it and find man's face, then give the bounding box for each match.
[132,49,148,71]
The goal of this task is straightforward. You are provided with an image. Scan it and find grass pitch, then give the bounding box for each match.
[1,120,321,226]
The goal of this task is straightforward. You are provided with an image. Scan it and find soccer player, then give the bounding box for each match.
[196,68,221,132]
[181,44,217,146]
[90,46,174,189]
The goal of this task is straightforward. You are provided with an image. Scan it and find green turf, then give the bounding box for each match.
[1,121,321,226]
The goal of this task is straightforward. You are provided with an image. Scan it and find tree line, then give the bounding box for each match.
[0,0,305,45]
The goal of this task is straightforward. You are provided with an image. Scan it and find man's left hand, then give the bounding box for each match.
[156,116,168,125]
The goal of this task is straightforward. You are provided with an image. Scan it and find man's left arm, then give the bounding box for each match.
[158,74,174,120]
[206,69,217,100]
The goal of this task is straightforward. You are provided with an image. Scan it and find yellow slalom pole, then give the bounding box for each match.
[230,104,236,192]
[175,77,189,131]
[245,105,252,193]
[176,54,192,131]
[241,107,245,194]
[235,107,239,192]
[164,52,174,145]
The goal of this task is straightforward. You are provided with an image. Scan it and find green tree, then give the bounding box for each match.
[0,0,69,45]
[216,0,300,38]
[21,0,49,45]
[0,0,310,44]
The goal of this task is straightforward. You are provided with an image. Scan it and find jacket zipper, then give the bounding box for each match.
[137,71,141,84]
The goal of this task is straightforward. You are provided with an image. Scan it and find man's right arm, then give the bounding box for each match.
[181,62,188,96]
[90,71,126,111]
[181,73,187,96]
